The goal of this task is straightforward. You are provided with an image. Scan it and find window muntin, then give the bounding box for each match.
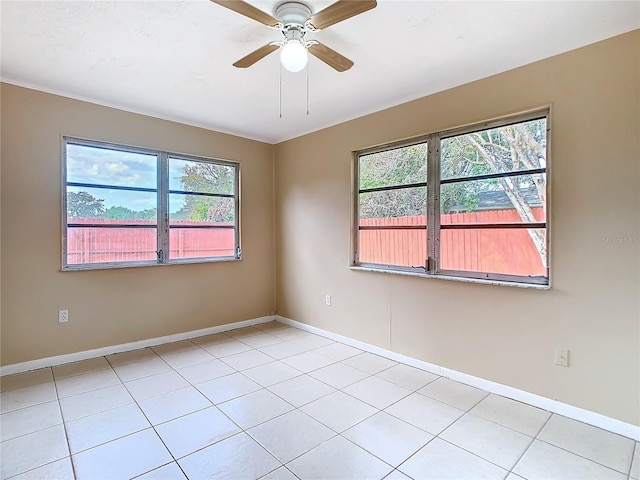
[63,138,240,270]
[354,111,549,285]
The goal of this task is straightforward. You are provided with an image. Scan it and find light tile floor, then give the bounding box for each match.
[1,321,638,480]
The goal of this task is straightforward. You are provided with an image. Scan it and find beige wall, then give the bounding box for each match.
[275,31,640,425]
[1,84,275,365]
[1,31,638,427]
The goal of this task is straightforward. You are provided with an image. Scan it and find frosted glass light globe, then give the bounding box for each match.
[281,40,308,72]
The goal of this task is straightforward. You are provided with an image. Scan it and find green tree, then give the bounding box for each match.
[67,191,105,218]
[177,163,235,222]
[138,208,157,221]
[104,206,136,220]
[440,133,491,213]
[359,143,427,219]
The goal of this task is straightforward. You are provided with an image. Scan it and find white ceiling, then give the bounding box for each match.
[1,1,638,144]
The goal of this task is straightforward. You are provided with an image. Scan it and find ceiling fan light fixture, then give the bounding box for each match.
[214,0,375,72]
[281,39,308,72]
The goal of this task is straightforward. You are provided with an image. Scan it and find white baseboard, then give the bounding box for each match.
[3,313,637,441]
[0,315,275,377]
[276,315,640,441]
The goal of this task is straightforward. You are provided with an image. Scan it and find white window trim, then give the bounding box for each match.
[61,136,241,271]
[352,108,551,287]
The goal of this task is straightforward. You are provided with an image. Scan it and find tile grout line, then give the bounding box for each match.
[51,366,80,480]
[1,324,287,479]
[110,350,215,479]
[181,336,397,475]
[246,415,331,477]
[628,441,638,478]
[435,436,512,474]
[6,322,633,479]
[0,336,494,479]
[533,412,636,474]
[421,396,535,474]
[77,350,208,477]
[264,368,443,474]
[64,356,163,465]
[150,388,288,478]
[396,388,561,451]
[0,370,75,479]
[533,435,635,476]
[3,343,498,479]
[269,352,542,477]
[508,412,553,475]
[118,334,300,476]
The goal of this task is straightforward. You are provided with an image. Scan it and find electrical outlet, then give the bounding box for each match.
[325,295,331,306]
[58,309,69,323]
[555,347,569,367]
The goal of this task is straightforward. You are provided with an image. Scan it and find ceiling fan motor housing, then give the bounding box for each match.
[275,2,312,27]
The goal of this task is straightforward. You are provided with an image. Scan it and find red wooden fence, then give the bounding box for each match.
[67,209,546,275]
[359,208,546,276]
[66,219,234,264]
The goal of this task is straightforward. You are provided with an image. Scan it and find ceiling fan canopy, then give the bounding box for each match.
[211,0,377,72]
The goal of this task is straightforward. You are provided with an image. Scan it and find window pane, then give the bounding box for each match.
[169,228,235,260]
[441,118,546,181]
[359,225,426,268]
[66,227,157,265]
[358,185,427,268]
[64,139,241,269]
[66,187,157,224]
[66,143,157,188]
[359,187,426,220]
[359,142,427,190]
[169,194,235,224]
[440,174,546,222]
[440,228,547,277]
[169,158,235,195]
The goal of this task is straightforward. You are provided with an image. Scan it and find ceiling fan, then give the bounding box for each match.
[211,0,377,73]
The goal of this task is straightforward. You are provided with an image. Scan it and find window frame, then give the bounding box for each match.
[62,136,241,271]
[352,108,551,287]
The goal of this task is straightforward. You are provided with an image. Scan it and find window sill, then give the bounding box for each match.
[62,256,241,272]
[349,265,550,290]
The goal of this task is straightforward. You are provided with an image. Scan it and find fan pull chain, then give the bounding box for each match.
[279,63,283,118]
[306,63,309,116]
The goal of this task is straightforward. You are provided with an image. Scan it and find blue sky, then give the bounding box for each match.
[67,144,187,212]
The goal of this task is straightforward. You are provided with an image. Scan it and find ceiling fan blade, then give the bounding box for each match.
[308,42,354,72]
[210,0,279,27]
[309,0,377,30]
[233,43,280,68]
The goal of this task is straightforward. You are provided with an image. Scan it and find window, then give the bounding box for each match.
[63,137,240,270]
[354,110,549,286]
